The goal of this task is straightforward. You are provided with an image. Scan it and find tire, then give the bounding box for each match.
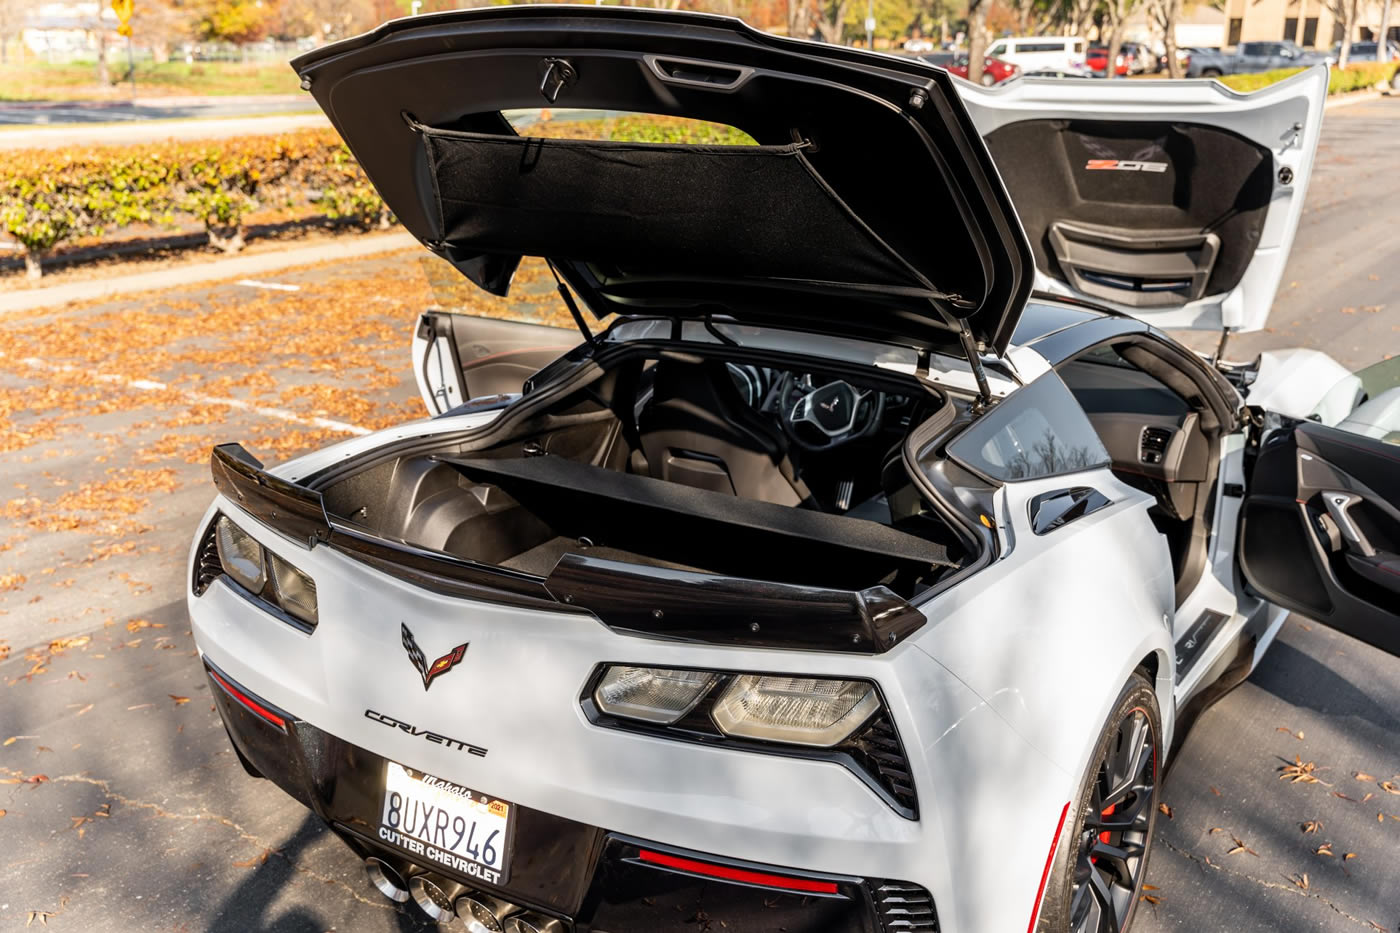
[981,72,998,86]
[1202,67,1222,77]
[1036,672,1161,933]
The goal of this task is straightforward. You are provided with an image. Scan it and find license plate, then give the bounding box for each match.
[378,761,513,885]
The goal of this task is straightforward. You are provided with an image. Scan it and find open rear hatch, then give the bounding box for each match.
[290,6,1033,355]
[956,67,1327,334]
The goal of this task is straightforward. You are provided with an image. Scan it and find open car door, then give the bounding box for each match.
[410,257,580,415]
[956,67,1327,334]
[1240,357,1400,656]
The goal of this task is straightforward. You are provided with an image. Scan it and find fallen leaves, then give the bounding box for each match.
[1355,772,1376,782]
[169,694,190,706]
[1158,803,1173,819]
[0,572,26,591]
[1276,726,1305,740]
[1379,781,1400,795]
[1227,835,1258,857]
[1279,756,1330,785]
[1301,819,1323,834]
[232,848,273,868]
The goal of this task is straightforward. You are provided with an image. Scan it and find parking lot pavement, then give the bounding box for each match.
[0,96,1398,932]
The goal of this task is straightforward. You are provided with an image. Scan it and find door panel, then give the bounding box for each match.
[1240,420,1400,655]
[412,311,578,416]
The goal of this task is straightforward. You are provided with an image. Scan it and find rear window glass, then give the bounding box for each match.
[949,372,1110,482]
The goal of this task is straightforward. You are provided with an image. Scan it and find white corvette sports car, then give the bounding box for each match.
[188,9,1400,933]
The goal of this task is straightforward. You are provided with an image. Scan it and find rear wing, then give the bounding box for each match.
[209,444,926,653]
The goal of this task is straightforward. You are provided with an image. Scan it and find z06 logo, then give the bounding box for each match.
[1085,159,1168,173]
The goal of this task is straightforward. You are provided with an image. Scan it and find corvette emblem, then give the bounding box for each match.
[401,623,469,691]
[820,397,840,411]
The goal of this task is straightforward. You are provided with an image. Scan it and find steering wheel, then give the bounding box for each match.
[779,374,885,452]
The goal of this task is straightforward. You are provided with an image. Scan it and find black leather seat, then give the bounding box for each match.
[637,360,814,507]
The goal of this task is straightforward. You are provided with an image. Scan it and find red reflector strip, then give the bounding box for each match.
[1028,801,1072,933]
[638,849,839,895]
[209,668,287,730]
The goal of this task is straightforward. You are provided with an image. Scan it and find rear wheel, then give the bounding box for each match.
[1037,673,1161,933]
[1202,67,1223,77]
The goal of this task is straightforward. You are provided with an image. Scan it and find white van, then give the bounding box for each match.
[985,36,1087,73]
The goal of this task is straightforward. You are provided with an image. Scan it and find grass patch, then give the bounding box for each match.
[0,60,301,101]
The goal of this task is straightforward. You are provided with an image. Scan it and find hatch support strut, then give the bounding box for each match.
[957,321,993,411]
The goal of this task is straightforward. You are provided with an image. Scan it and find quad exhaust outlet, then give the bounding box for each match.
[365,862,559,931]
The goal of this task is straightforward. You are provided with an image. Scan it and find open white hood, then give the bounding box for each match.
[956,66,1328,334]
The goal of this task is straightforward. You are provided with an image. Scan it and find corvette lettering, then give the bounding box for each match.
[401,622,468,690]
[365,709,488,756]
[1085,159,1168,173]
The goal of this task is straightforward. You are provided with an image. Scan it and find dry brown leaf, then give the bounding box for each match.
[1379,781,1400,795]
[1355,772,1376,782]
[169,694,190,706]
[1158,803,1173,819]
[1209,786,1221,797]
[1344,852,1358,861]
[1314,842,1333,857]
[1301,820,1323,834]
[1209,826,1224,834]
[1293,873,1309,890]
[75,704,93,716]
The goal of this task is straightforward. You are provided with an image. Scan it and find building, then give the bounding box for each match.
[1221,0,1397,50]
[1122,4,1227,53]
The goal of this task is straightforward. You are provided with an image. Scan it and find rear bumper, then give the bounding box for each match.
[207,657,932,931]
[190,495,1076,933]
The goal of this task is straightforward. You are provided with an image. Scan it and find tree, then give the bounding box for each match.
[967,0,990,83]
[0,0,34,65]
[1101,0,1140,79]
[814,0,850,43]
[191,0,273,44]
[131,0,195,65]
[1324,0,1361,68]
[1147,0,1183,77]
[1377,0,1393,63]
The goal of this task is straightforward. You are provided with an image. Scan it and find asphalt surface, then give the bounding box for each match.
[1,96,1398,932]
[0,94,317,125]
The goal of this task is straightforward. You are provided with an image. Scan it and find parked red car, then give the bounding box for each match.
[928,54,1021,85]
[1086,45,1130,76]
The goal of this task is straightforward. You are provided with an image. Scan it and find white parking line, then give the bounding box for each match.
[7,354,371,436]
[236,279,301,292]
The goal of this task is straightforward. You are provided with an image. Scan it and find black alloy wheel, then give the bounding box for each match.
[1038,672,1161,933]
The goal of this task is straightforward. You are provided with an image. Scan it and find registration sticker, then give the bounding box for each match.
[378,761,513,885]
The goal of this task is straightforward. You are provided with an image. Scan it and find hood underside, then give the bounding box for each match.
[292,6,1033,354]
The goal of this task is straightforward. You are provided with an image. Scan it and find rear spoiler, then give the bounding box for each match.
[209,444,926,653]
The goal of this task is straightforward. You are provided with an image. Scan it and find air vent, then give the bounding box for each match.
[1139,426,1172,465]
[869,880,940,932]
[847,713,918,817]
[192,515,223,595]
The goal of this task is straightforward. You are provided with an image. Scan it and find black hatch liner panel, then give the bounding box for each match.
[290,6,1033,354]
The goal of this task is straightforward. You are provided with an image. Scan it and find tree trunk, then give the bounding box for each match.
[814,0,848,44]
[1378,0,1393,62]
[95,27,109,85]
[1337,0,1358,68]
[207,224,247,254]
[24,250,45,280]
[1161,0,1183,77]
[968,0,989,83]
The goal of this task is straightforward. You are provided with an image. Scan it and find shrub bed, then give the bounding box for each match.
[0,128,388,279]
[0,114,753,279]
[1220,61,1400,94]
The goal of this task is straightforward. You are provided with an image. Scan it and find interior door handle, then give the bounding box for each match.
[1322,490,1377,557]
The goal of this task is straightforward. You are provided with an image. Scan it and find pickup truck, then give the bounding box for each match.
[1184,40,1332,77]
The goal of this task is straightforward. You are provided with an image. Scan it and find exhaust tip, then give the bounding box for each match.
[455,893,521,932]
[364,857,411,903]
[505,914,564,933]
[410,874,466,924]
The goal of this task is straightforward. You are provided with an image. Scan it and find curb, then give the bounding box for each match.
[0,231,418,316]
[1324,88,1391,110]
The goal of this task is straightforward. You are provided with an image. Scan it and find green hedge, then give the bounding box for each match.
[1220,61,1400,94]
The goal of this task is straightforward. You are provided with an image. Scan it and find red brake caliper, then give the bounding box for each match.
[1090,803,1116,863]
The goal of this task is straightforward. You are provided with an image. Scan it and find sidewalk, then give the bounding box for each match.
[0,112,328,150]
[0,231,417,315]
